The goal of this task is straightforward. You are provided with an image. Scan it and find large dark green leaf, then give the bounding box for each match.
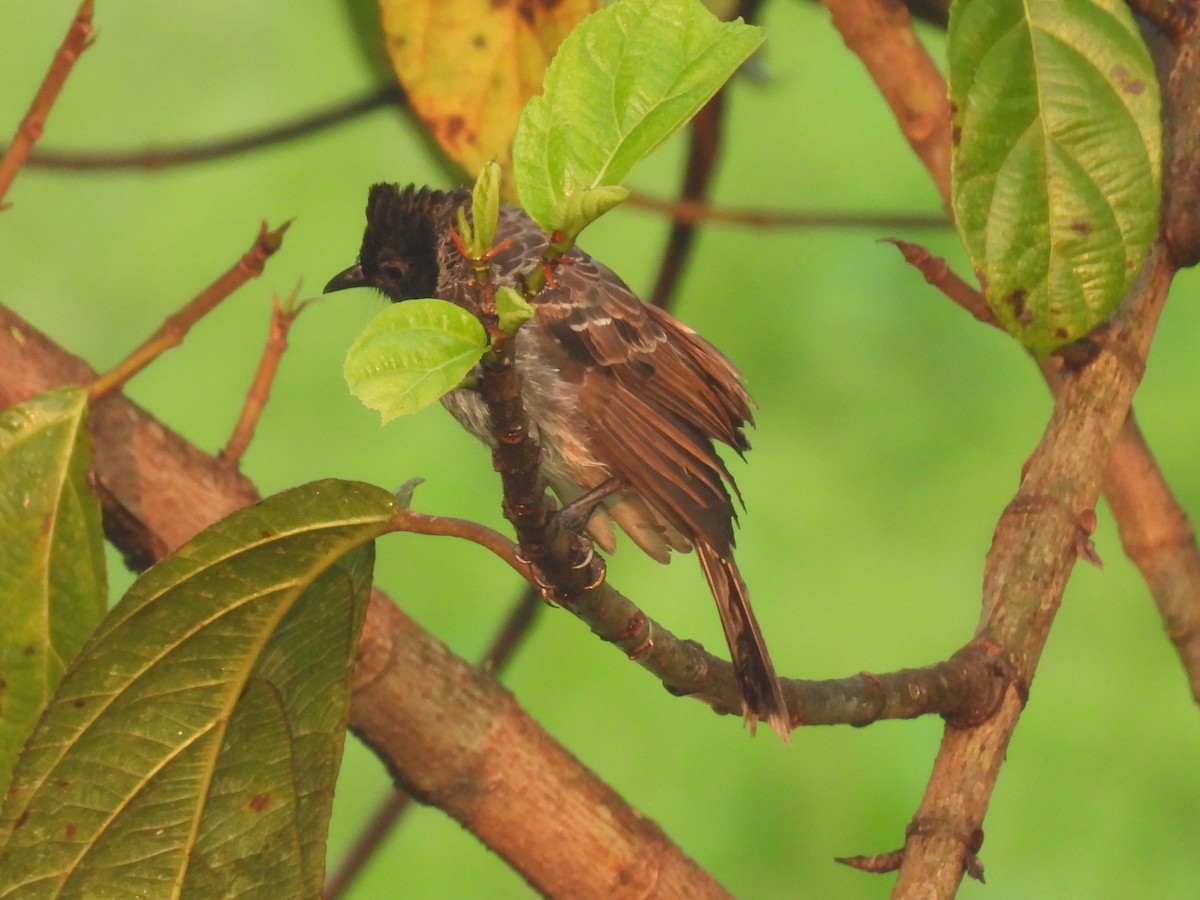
[0,387,106,798]
[0,479,397,898]
[948,0,1161,356]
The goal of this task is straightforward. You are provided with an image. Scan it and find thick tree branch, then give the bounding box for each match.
[894,242,1175,897]
[890,241,1200,701]
[0,303,730,900]
[1128,0,1190,42]
[324,586,544,899]
[828,0,1200,891]
[1158,1,1200,266]
[350,595,734,900]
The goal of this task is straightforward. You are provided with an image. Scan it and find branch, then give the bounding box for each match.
[221,287,312,466]
[0,0,93,206]
[350,593,735,900]
[894,241,1175,895]
[19,85,402,171]
[1127,0,1189,40]
[89,221,290,402]
[648,87,727,308]
[387,509,531,580]
[1102,415,1200,702]
[821,0,952,212]
[0,303,731,899]
[324,586,543,899]
[828,0,1200,889]
[456,225,1017,733]
[880,238,997,326]
[628,192,948,231]
[889,241,1200,700]
[1159,2,1200,266]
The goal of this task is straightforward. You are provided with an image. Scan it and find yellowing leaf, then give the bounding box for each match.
[378,0,598,188]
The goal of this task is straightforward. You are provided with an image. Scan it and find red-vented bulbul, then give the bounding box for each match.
[326,183,791,738]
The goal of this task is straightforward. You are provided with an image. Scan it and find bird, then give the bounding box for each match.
[325,183,791,739]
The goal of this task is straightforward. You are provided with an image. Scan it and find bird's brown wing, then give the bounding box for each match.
[539,253,790,738]
[532,248,753,556]
[489,210,790,738]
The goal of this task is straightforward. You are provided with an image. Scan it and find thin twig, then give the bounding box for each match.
[23,85,402,171]
[0,0,94,206]
[87,221,291,401]
[628,190,948,231]
[835,849,905,875]
[1087,410,1200,702]
[220,285,312,466]
[648,90,727,307]
[388,509,532,581]
[880,238,997,326]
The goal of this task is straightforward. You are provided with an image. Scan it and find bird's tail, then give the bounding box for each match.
[696,543,792,741]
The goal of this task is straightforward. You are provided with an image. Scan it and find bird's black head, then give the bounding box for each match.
[325,183,459,302]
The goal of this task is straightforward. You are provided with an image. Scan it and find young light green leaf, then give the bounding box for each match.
[495,285,535,336]
[455,205,473,256]
[550,185,630,242]
[513,0,762,230]
[0,387,106,797]
[0,479,396,897]
[949,0,1161,357]
[471,160,503,256]
[344,299,487,422]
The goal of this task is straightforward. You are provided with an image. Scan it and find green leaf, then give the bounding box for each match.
[344,299,487,422]
[513,0,762,230]
[550,185,630,242]
[495,285,534,336]
[471,160,503,256]
[0,479,396,898]
[948,0,1161,357]
[0,387,106,798]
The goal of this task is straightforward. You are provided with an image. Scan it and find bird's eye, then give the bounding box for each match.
[380,260,410,280]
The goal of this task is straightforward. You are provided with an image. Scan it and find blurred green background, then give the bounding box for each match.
[4,2,1200,897]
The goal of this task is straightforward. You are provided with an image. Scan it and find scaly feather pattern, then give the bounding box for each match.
[326,183,791,739]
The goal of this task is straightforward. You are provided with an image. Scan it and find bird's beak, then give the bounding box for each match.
[324,263,368,294]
